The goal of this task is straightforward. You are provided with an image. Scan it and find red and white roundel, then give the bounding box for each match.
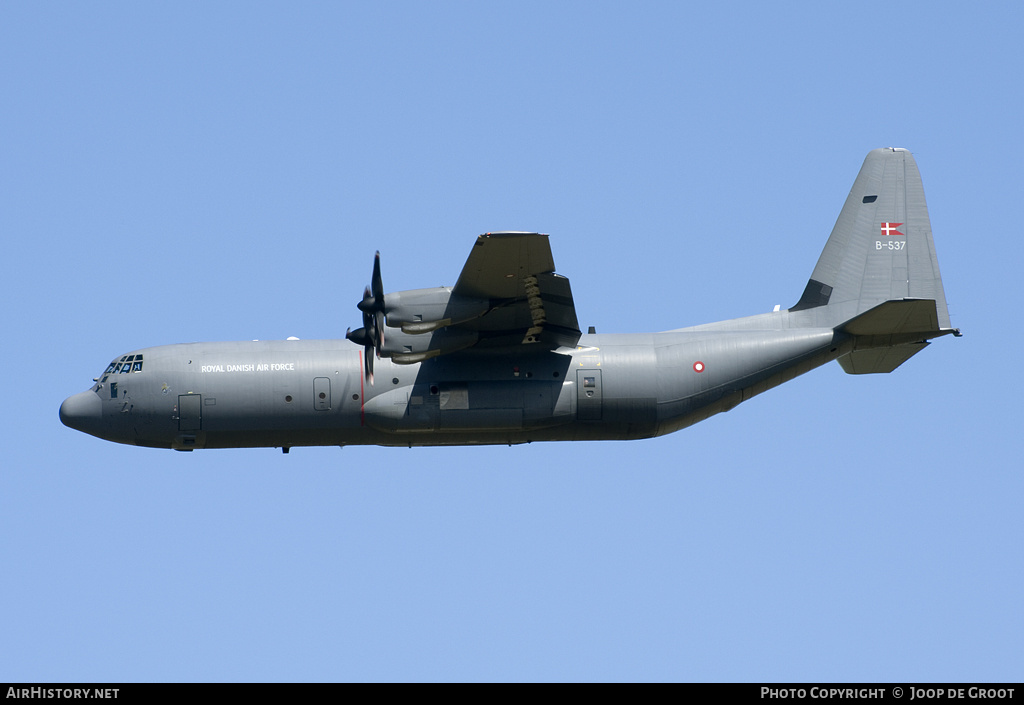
[693,361,705,373]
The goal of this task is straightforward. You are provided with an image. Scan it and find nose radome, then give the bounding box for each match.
[60,390,103,434]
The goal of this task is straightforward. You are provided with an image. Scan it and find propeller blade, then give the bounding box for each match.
[362,310,375,345]
[371,251,384,306]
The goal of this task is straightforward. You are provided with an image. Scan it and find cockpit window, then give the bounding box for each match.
[105,354,144,376]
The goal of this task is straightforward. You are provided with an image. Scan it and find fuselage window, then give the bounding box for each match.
[133,361,143,371]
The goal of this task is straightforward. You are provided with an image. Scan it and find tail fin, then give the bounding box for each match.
[790,148,958,372]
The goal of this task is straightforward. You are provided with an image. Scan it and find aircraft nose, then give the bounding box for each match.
[60,390,103,435]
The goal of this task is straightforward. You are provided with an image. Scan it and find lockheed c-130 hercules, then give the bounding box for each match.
[61,148,959,452]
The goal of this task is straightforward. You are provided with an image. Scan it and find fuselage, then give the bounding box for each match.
[60,317,848,451]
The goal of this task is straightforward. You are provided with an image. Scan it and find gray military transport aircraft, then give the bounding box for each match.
[61,148,958,452]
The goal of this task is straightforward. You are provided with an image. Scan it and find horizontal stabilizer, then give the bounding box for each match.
[838,343,928,374]
[836,299,954,374]
[841,298,940,338]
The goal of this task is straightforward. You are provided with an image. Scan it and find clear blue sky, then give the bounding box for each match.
[2,2,1021,682]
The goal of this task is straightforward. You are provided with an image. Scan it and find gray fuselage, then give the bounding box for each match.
[60,315,846,450]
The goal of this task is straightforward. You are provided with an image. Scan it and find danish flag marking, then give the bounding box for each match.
[881,222,904,237]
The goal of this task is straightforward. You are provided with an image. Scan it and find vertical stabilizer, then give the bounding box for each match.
[791,148,952,331]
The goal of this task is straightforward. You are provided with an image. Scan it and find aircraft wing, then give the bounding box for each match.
[450,232,581,350]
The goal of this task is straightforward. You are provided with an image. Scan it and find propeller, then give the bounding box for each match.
[346,251,386,384]
[357,251,386,350]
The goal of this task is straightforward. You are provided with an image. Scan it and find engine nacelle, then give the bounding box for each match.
[384,288,491,334]
[377,326,479,364]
